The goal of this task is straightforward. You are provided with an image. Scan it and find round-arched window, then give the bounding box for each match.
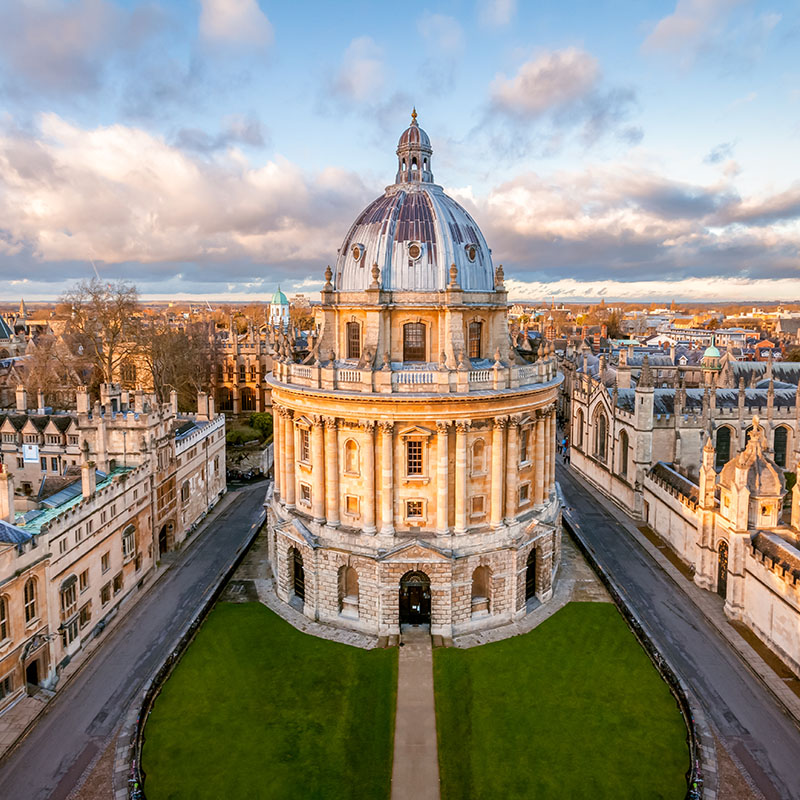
[408,242,422,260]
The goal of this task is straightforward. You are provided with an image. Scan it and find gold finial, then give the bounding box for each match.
[411,107,417,123]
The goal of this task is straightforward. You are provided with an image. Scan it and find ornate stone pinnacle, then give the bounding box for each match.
[449,263,459,288]
[324,265,333,289]
[494,264,505,289]
[370,262,381,289]
[382,351,391,370]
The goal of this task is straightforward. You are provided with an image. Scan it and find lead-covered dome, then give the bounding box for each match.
[334,111,494,293]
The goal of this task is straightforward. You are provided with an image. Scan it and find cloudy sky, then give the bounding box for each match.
[1,0,798,302]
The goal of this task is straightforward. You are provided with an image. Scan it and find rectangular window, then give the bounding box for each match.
[101,583,111,606]
[79,569,89,592]
[59,538,67,554]
[2,433,15,443]
[406,440,423,475]
[75,526,82,543]
[46,434,61,445]
[346,322,361,359]
[471,496,485,516]
[300,483,311,506]
[63,619,78,645]
[86,519,93,534]
[468,321,482,359]
[122,527,136,559]
[402,322,426,362]
[40,457,47,470]
[520,429,530,463]
[61,583,77,620]
[68,435,79,445]
[101,552,110,573]
[51,457,59,471]
[17,457,23,469]
[519,483,530,505]
[0,674,13,700]
[113,573,123,595]
[345,495,359,516]
[78,602,92,629]
[299,428,310,462]
[406,500,424,519]
[100,510,107,524]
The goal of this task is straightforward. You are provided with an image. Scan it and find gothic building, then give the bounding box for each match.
[266,113,563,636]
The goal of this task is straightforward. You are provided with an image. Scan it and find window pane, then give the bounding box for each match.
[403,323,426,362]
[468,322,482,359]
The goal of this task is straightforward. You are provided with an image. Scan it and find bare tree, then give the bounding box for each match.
[61,278,141,385]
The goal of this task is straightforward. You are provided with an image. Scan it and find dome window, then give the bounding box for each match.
[351,244,364,262]
[408,242,422,260]
[465,244,477,262]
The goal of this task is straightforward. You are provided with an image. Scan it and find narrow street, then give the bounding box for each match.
[0,484,266,800]
[558,463,800,800]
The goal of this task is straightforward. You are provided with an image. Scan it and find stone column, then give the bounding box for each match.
[543,410,552,501]
[454,421,469,534]
[311,417,325,523]
[505,416,519,523]
[549,406,556,490]
[362,421,376,533]
[436,421,450,534]
[284,409,296,508]
[273,404,282,500]
[491,417,507,528]
[534,409,546,505]
[324,416,339,527]
[379,421,394,534]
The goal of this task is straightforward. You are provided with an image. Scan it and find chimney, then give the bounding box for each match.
[81,461,97,499]
[0,466,14,524]
[208,394,216,419]
[76,386,90,414]
[134,387,145,414]
[197,391,209,421]
[37,389,45,414]
[170,389,179,415]
[16,384,27,412]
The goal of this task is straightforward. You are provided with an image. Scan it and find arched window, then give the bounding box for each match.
[344,439,360,475]
[218,387,233,412]
[593,410,608,462]
[181,481,190,504]
[24,578,37,624]
[238,363,246,382]
[575,409,584,449]
[618,430,629,478]
[120,360,136,384]
[0,596,8,640]
[468,321,482,359]
[346,322,361,360]
[338,565,359,617]
[525,550,537,602]
[403,322,426,362]
[774,426,788,468]
[471,439,486,474]
[471,566,491,616]
[423,157,428,171]
[241,387,256,411]
[411,157,418,171]
[715,426,732,468]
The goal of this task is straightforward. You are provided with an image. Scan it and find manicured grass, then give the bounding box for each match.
[434,602,689,800]
[142,602,397,800]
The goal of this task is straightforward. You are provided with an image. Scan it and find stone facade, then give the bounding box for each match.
[267,116,562,637]
[641,423,800,676]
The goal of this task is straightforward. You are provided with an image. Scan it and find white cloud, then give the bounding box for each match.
[418,12,463,55]
[490,48,599,118]
[643,0,742,51]
[332,37,386,103]
[478,0,517,28]
[198,0,274,47]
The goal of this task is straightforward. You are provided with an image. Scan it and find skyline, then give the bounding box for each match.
[1,0,799,302]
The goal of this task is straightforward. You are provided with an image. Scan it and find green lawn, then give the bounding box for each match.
[434,602,689,800]
[142,602,397,800]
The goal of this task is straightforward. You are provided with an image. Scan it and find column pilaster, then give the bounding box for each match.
[436,421,450,534]
[491,416,507,528]
[379,421,394,534]
[273,404,282,500]
[549,405,556,490]
[311,416,325,523]
[454,421,470,534]
[543,409,552,501]
[324,416,339,527]
[505,416,520,524]
[283,408,296,508]
[362,421,376,533]
[534,409,546,505]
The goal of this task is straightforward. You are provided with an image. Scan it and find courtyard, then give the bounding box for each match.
[141,595,690,799]
[434,602,690,799]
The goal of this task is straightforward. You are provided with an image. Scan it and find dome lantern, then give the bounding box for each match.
[395,108,434,185]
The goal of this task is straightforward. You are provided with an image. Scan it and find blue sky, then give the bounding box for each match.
[0,0,798,302]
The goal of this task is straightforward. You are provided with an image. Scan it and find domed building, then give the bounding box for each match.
[266,112,563,636]
[269,286,290,330]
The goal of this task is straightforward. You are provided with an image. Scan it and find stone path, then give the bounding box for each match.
[391,627,440,800]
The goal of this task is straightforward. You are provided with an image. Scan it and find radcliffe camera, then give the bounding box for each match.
[0,2,799,800]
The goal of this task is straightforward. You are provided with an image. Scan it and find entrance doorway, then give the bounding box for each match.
[291,548,305,601]
[525,549,537,601]
[717,540,728,599]
[158,525,168,557]
[26,659,39,688]
[399,571,431,626]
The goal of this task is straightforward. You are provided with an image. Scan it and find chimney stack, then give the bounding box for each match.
[197,391,209,421]
[81,461,97,499]
[37,389,45,414]
[16,385,27,412]
[76,386,90,415]
[170,389,179,415]
[0,466,15,524]
[208,394,216,419]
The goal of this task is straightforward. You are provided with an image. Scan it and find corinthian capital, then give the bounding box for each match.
[493,415,509,429]
[455,420,471,434]
[436,420,451,434]
[379,420,394,434]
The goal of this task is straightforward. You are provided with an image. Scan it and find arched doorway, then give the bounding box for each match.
[399,570,431,626]
[525,549,537,602]
[289,547,305,601]
[158,524,169,557]
[717,540,728,599]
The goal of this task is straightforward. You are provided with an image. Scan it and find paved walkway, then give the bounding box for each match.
[391,627,440,800]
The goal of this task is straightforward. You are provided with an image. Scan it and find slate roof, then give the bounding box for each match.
[752,532,800,582]
[0,317,12,340]
[0,518,33,545]
[613,387,797,414]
